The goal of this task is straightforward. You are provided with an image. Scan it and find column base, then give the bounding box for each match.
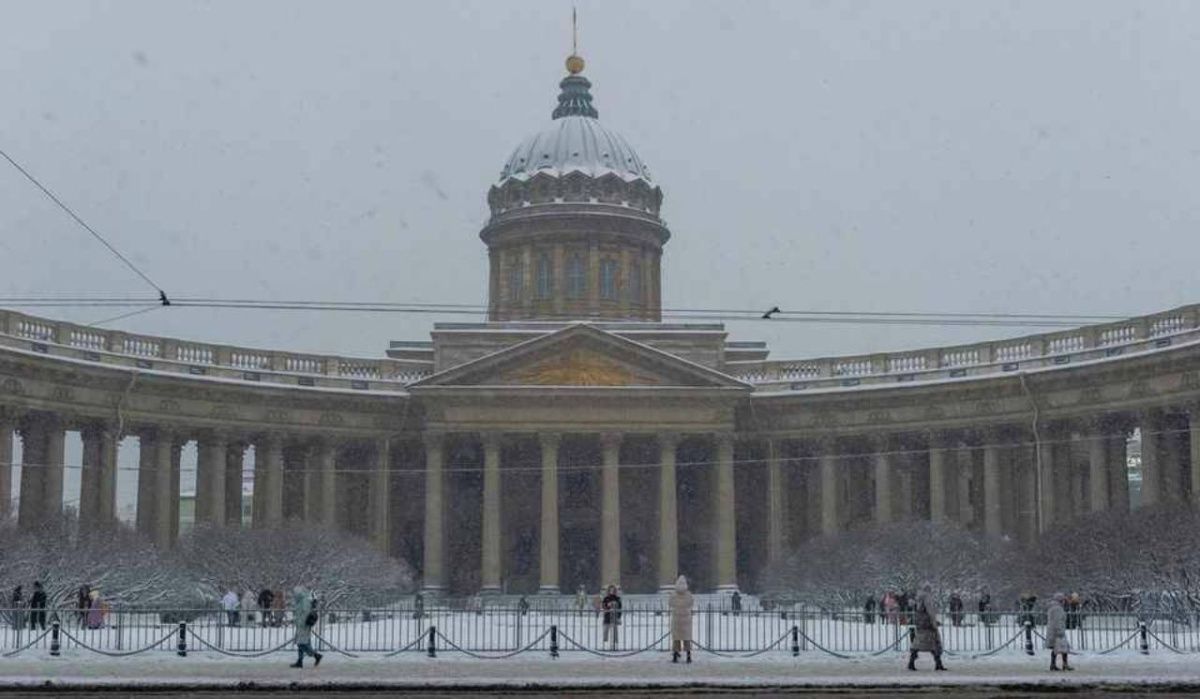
[420,585,445,596]
[479,585,503,596]
[537,585,560,595]
[715,584,741,593]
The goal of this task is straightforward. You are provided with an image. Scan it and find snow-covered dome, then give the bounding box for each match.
[496,57,653,185]
[499,115,653,183]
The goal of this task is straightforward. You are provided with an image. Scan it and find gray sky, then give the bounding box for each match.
[2,0,1198,361]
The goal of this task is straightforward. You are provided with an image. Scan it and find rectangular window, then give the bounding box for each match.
[536,254,553,299]
[508,258,524,301]
[629,259,643,303]
[567,254,586,298]
[600,259,618,300]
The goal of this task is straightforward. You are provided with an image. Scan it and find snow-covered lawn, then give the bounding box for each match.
[3,650,1200,689]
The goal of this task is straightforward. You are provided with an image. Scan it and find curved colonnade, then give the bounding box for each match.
[2,304,1200,594]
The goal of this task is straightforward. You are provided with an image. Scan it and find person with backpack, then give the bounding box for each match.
[289,586,323,669]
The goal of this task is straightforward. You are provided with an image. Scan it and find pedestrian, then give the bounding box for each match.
[257,588,274,627]
[575,584,587,613]
[289,586,323,668]
[29,581,47,631]
[730,590,742,615]
[1019,591,1038,627]
[601,584,622,650]
[10,585,24,630]
[949,591,964,627]
[85,590,104,629]
[241,589,257,626]
[883,590,898,625]
[1066,592,1082,630]
[413,591,425,620]
[271,587,286,626]
[978,589,993,626]
[221,588,239,626]
[669,575,694,664]
[907,583,947,672]
[76,584,92,626]
[1045,593,1073,671]
[518,595,530,616]
[864,595,877,624]
[896,590,910,625]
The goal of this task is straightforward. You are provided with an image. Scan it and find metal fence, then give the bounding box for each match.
[1,606,1196,656]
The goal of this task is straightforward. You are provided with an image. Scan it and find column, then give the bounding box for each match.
[1087,422,1110,513]
[956,443,973,526]
[42,418,65,525]
[317,440,337,527]
[819,439,839,536]
[539,432,561,593]
[255,433,284,527]
[480,434,502,593]
[97,425,118,525]
[17,421,46,530]
[197,430,228,526]
[79,425,104,528]
[766,440,789,562]
[1162,417,1184,503]
[1191,407,1200,506]
[1037,432,1056,531]
[369,437,391,554]
[928,433,948,523]
[657,433,679,590]
[136,431,156,535]
[153,429,175,549]
[714,433,737,591]
[871,437,893,525]
[170,441,182,543]
[0,413,12,521]
[600,432,622,588]
[1107,428,1130,513]
[225,441,245,527]
[983,437,1003,538]
[422,433,445,592]
[1140,412,1161,507]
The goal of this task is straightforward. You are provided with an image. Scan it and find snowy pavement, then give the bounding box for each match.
[3,651,1200,691]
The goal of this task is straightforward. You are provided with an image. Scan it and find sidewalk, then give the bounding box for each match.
[2,651,1200,691]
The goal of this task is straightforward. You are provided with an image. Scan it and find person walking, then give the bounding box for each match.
[601,584,622,650]
[10,585,25,630]
[669,575,694,664]
[730,590,742,615]
[221,589,239,626]
[907,583,947,671]
[29,581,47,631]
[289,586,323,668]
[1046,593,1073,671]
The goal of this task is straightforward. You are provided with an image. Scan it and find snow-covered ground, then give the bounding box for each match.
[3,651,1200,690]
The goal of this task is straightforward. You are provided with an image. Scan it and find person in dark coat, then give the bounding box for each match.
[10,586,24,630]
[864,595,877,624]
[948,592,964,627]
[907,584,947,671]
[730,590,742,615]
[978,590,993,625]
[29,581,48,631]
[76,584,92,626]
[1019,592,1038,627]
[896,591,910,625]
[601,584,622,650]
[257,588,274,627]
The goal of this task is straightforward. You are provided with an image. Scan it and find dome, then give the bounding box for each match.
[498,115,653,184]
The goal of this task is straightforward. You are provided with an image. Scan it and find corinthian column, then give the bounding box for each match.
[713,433,738,591]
[819,439,839,536]
[657,433,679,590]
[538,432,561,594]
[42,417,65,526]
[480,433,502,593]
[369,437,391,554]
[197,430,228,526]
[982,436,1003,538]
[871,436,894,525]
[255,433,284,527]
[766,440,789,563]
[17,421,46,531]
[0,413,13,522]
[928,432,949,523]
[600,432,622,589]
[422,433,445,593]
[317,440,337,527]
[1139,411,1161,507]
[1087,421,1110,513]
[154,429,175,549]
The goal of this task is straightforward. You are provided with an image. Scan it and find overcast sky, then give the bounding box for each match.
[2,0,1198,362]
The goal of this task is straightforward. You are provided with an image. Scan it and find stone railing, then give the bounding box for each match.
[0,309,432,392]
[729,304,1200,392]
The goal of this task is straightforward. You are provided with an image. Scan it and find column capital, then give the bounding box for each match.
[538,431,562,449]
[599,431,623,450]
[657,431,681,450]
[422,431,445,451]
[480,432,504,451]
[712,432,736,448]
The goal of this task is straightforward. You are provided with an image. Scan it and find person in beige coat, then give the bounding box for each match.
[670,575,694,663]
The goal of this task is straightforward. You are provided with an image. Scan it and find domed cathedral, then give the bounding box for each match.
[482,53,668,322]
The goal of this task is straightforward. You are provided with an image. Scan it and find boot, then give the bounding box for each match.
[934,653,947,671]
[686,651,692,664]
[672,650,679,663]
[290,661,303,669]
[1062,654,1073,671]
[907,651,918,671]
[1050,656,1060,671]
[314,653,323,667]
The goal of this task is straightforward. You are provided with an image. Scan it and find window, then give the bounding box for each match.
[600,258,618,300]
[507,257,524,301]
[567,254,586,298]
[536,253,553,299]
[629,259,643,303]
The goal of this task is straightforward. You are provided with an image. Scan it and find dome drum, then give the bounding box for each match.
[487,171,663,217]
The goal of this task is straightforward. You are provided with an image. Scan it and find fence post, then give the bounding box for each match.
[50,620,60,657]
[791,625,800,657]
[427,625,437,658]
[1139,622,1149,655]
[550,624,559,659]
[177,621,187,657]
[1023,621,1034,656]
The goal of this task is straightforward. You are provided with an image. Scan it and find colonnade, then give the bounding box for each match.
[2,406,1200,593]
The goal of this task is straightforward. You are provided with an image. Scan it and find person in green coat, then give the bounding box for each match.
[289,586,323,668]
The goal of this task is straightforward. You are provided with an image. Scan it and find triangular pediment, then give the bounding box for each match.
[410,324,749,390]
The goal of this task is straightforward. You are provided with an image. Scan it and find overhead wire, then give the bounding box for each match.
[0,148,167,299]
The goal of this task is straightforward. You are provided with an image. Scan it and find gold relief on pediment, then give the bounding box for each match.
[506,349,657,386]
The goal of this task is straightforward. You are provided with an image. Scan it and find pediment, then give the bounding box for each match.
[410,324,749,390]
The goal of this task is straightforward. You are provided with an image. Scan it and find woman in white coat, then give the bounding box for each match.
[669,575,694,663]
[1045,593,1073,671]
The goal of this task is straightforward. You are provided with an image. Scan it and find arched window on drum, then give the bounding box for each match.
[629,258,643,303]
[567,254,586,298]
[507,257,524,301]
[536,253,553,299]
[600,258,619,300]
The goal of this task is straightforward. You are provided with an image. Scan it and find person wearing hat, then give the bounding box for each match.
[669,575,694,663]
[289,585,323,669]
[1045,593,1073,671]
[908,583,947,671]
